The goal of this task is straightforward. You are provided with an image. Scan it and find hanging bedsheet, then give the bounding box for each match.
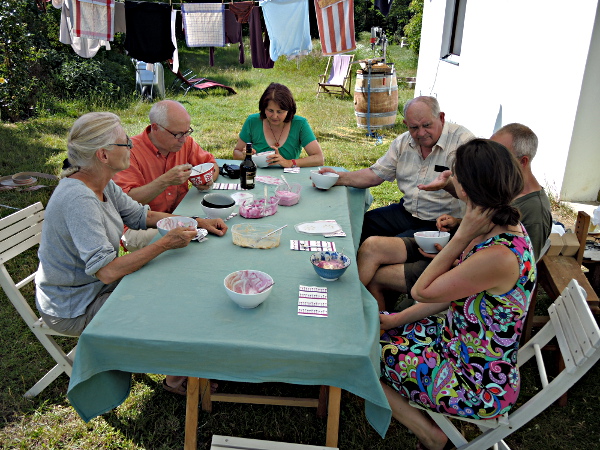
[259,0,312,61]
[314,0,355,56]
[124,0,175,63]
[181,3,226,48]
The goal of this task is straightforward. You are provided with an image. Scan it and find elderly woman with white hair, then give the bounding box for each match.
[35,112,197,391]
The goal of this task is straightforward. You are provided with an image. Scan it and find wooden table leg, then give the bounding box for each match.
[325,386,341,448]
[317,385,328,418]
[199,378,212,412]
[184,377,200,450]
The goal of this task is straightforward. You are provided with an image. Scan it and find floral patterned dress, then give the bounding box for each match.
[381,226,536,419]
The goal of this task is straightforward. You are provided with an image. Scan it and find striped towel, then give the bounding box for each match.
[72,0,115,41]
[181,3,225,47]
[314,0,355,56]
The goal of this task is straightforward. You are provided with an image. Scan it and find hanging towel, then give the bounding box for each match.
[114,1,126,33]
[374,0,393,16]
[259,0,312,61]
[225,9,245,64]
[314,0,355,56]
[124,0,175,63]
[60,0,111,58]
[249,6,274,68]
[181,3,225,48]
[229,1,254,23]
[72,0,115,41]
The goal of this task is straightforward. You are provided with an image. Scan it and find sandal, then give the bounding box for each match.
[163,378,187,396]
[162,379,219,396]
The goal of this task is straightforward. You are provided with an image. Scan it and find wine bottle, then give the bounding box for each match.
[240,142,256,189]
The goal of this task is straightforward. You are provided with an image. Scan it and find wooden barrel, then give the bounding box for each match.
[353,71,398,129]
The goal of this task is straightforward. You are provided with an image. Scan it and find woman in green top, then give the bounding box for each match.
[233,83,325,168]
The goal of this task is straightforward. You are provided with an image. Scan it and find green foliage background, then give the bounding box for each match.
[0,0,422,122]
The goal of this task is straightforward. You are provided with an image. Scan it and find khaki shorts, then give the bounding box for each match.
[39,288,115,337]
[121,228,159,252]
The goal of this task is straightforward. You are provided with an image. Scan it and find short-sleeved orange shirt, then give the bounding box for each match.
[113,125,217,214]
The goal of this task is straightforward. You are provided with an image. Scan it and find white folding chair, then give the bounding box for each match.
[411,278,600,450]
[0,202,76,397]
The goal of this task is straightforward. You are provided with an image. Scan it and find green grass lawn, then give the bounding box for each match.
[1,37,599,449]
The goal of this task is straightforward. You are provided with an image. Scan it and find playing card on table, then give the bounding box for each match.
[290,240,337,252]
[298,285,328,317]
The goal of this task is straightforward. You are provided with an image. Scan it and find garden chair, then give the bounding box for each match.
[317,54,354,98]
[0,202,77,397]
[410,278,600,450]
[168,62,236,96]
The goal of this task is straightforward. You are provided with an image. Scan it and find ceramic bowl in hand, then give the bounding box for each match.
[157,216,197,236]
[310,170,339,190]
[310,251,351,281]
[414,231,451,253]
[275,182,302,206]
[252,151,276,168]
[224,270,274,308]
[189,163,214,187]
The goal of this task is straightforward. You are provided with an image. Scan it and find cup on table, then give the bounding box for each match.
[190,163,214,188]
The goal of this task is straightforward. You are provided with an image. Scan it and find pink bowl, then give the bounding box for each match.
[190,163,214,187]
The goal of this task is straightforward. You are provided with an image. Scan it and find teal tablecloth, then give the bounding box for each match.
[67,163,391,438]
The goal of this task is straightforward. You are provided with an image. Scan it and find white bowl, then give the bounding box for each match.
[156,216,197,236]
[224,270,274,308]
[252,151,276,168]
[413,231,451,253]
[310,170,339,190]
[200,202,235,219]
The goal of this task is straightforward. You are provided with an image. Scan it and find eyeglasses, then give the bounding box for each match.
[110,137,133,150]
[157,124,194,140]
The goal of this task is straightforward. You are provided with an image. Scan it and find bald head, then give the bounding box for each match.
[149,100,190,127]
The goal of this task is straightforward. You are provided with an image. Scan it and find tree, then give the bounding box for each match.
[403,0,423,55]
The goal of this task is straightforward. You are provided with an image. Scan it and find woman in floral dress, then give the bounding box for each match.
[379,139,536,450]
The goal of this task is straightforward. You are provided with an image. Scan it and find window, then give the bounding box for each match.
[440,0,467,64]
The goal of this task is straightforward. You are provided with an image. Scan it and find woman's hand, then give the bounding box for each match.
[454,203,496,241]
[379,312,399,331]
[157,227,197,249]
[196,218,228,236]
[266,148,291,167]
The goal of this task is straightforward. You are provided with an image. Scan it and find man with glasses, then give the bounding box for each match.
[114,100,227,252]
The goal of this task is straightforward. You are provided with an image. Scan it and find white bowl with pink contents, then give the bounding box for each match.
[224,270,274,308]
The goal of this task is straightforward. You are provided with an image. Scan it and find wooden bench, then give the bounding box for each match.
[211,435,337,450]
[536,211,599,317]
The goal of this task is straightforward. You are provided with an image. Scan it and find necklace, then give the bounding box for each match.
[267,121,285,147]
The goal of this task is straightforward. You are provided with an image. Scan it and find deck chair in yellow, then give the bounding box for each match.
[410,278,600,450]
[317,54,354,98]
[0,202,77,397]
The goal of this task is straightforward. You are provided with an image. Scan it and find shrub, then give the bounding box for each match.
[0,0,43,121]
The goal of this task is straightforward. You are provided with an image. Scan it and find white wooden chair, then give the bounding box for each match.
[0,202,76,397]
[411,278,600,450]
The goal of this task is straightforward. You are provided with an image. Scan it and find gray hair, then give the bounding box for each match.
[148,100,187,127]
[495,123,538,160]
[403,96,441,118]
[64,112,122,177]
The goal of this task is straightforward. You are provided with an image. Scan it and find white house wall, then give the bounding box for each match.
[414,0,599,201]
